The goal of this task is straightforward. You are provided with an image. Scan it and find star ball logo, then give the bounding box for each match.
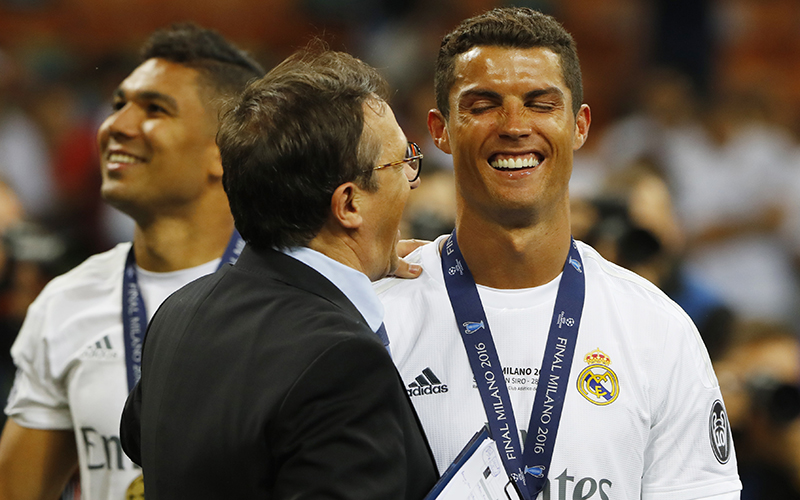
[449,259,464,276]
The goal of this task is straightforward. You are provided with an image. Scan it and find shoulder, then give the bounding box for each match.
[10,243,131,379]
[578,241,686,319]
[32,242,130,304]
[578,241,718,387]
[374,235,447,299]
[153,260,375,350]
[142,265,388,401]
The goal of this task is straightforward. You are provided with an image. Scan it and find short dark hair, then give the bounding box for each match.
[218,48,390,250]
[140,22,265,112]
[435,7,583,118]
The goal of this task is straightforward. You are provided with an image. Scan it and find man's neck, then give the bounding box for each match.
[307,229,368,278]
[453,208,572,289]
[132,205,235,273]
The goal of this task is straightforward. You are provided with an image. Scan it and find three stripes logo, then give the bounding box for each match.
[407,367,448,397]
[82,335,119,359]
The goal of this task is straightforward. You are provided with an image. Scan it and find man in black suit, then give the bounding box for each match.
[119,48,438,498]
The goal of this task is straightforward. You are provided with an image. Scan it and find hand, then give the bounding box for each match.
[390,239,429,279]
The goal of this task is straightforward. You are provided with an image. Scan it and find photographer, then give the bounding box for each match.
[714,320,800,500]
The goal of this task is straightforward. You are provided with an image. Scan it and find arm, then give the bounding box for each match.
[641,315,742,500]
[0,282,80,500]
[0,419,78,500]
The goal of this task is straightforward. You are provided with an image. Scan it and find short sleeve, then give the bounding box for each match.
[4,297,73,430]
[641,315,741,499]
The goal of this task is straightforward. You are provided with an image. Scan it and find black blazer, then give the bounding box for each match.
[120,246,438,499]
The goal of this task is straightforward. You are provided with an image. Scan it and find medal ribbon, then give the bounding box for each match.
[123,230,245,392]
[440,230,585,499]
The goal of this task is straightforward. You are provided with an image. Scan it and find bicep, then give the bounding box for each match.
[0,419,78,500]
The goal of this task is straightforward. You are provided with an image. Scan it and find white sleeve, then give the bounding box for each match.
[692,493,740,500]
[641,314,741,500]
[4,295,73,430]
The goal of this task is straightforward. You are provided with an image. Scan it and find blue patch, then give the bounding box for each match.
[463,321,485,334]
[569,256,582,273]
[524,465,545,478]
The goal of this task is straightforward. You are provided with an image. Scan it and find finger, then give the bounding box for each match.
[391,257,422,279]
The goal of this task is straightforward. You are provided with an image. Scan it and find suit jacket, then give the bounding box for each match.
[120,246,439,499]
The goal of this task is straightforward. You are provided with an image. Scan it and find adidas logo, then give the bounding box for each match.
[82,335,119,359]
[407,367,448,397]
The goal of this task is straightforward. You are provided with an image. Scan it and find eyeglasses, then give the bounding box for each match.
[374,142,423,183]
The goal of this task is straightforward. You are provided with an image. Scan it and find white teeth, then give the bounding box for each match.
[491,156,540,170]
[108,152,141,164]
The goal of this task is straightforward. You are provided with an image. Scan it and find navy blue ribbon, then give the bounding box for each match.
[374,323,394,356]
[123,231,245,392]
[440,230,585,500]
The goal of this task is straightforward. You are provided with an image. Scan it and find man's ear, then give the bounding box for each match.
[572,104,592,151]
[427,109,451,154]
[208,146,224,180]
[330,182,363,229]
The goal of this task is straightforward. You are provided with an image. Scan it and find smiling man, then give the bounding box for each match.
[375,7,742,500]
[119,48,438,498]
[0,24,264,499]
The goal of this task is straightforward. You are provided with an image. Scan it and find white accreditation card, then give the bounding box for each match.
[424,427,522,500]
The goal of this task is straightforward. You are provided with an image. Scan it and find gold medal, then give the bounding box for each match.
[125,474,144,499]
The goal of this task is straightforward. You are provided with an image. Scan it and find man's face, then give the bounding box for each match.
[429,46,590,226]
[359,99,416,280]
[97,58,221,219]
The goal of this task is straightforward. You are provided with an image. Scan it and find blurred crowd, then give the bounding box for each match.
[1,0,800,498]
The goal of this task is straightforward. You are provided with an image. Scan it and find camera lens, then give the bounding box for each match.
[747,374,800,425]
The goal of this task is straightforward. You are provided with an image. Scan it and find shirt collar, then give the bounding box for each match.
[280,246,384,333]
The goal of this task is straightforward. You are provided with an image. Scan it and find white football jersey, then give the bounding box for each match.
[5,242,217,500]
[375,236,741,500]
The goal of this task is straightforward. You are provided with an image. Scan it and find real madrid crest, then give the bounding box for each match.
[577,348,619,405]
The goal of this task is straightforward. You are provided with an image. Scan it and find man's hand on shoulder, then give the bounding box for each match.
[390,239,429,279]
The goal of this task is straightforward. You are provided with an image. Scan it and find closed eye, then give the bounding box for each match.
[146,103,169,114]
[459,89,502,115]
[469,102,499,114]
[527,102,557,112]
[524,87,565,112]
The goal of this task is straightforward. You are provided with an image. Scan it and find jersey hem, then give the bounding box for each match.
[641,478,742,500]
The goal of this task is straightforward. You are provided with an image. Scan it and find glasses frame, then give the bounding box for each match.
[374,142,423,183]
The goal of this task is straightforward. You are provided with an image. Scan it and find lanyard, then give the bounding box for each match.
[440,231,585,500]
[122,231,245,392]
